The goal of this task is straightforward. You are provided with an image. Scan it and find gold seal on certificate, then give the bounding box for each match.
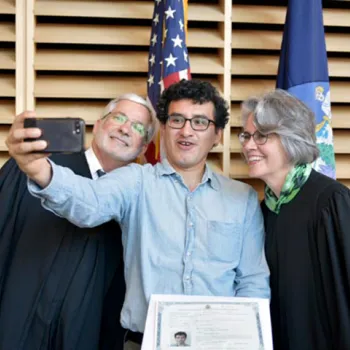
[141,295,273,350]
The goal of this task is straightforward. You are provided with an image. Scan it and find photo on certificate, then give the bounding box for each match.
[154,299,269,350]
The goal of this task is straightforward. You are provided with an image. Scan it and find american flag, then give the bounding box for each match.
[146,0,191,164]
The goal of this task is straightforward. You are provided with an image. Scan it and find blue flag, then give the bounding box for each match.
[276,0,336,179]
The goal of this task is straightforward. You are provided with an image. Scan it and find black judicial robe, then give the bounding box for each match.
[262,170,350,350]
[0,153,125,350]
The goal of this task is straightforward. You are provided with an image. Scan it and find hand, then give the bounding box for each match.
[6,111,52,187]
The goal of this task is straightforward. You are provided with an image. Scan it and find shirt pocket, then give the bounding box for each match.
[206,220,242,264]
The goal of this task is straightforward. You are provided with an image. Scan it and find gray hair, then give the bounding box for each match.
[241,89,319,165]
[102,93,158,144]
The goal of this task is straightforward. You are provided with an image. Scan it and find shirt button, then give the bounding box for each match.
[185,275,190,280]
[189,222,193,227]
[186,252,191,256]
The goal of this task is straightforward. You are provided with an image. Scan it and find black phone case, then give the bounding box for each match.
[24,118,85,153]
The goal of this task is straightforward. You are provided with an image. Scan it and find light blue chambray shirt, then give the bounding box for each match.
[28,159,270,333]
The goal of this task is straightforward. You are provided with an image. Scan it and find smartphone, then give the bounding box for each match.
[24,118,85,153]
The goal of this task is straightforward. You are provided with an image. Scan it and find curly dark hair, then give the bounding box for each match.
[157,79,229,129]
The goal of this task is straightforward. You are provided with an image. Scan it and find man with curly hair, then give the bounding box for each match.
[7,79,270,350]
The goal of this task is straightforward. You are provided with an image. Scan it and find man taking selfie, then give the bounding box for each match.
[0,94,157,350]
[7,79,270,350]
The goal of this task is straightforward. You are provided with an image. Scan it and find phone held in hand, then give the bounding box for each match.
[24,118,85,153]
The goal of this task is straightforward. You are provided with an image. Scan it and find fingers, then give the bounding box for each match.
[6,111,45,153]
[6,110,46,164]
[12,127,41,143]
[5,111,53,182]
[13,110,36,126]
[9,111,36,137]
[8,139,47,157]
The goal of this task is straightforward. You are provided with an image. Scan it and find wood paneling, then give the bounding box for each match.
[232,55,350,78]
[35,24,224,48]
[0,100,15,124]
[231,79,350,103]
[0,23,15,42]
[0,49,15,70]
[232,5,350,27]
[0,75,16,97]
[0,0,15,14]
[35,50,224,74]
[1,1,349,191]
[232,30,350,53]
[35,1,224,22]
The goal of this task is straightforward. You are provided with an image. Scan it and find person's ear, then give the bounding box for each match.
[92,119,102,135]
[213,128,222,148]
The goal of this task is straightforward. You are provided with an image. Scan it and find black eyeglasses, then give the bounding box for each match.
[167,115,216,131]
[238,131,269,145]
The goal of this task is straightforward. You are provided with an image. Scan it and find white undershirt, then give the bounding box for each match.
[84,147,104,180]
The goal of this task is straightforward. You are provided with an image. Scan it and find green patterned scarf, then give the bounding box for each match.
[265,163,312,214]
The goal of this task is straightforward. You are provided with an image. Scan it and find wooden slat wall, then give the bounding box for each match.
[33,0,226,179]
[1,0,350,195]
[0,0,16,166]
[231,2,350,196]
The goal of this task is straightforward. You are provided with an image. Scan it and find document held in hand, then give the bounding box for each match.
[141,294,273,350]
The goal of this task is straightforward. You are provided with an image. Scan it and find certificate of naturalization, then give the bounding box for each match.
[141,295,272,350]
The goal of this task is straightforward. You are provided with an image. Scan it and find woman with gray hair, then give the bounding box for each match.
[238,89,350,350]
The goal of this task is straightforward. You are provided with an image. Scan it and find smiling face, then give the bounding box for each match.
[162,99,222,173]
[242,113,292,187]
[92,100,150,167]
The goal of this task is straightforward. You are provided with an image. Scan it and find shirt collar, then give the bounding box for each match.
[156,158,220,191]
[85,147,104,179]
[155,158,176,176]
[203,164,220,191]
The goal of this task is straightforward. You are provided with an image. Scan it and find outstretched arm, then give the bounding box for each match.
[7,111,140,228]
[28,162,140,228]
